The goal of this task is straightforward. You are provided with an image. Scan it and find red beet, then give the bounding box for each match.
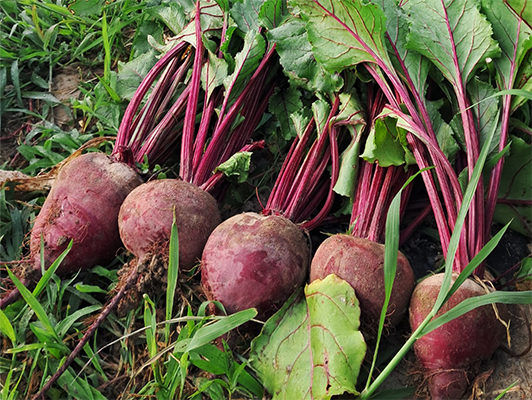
[30,152,142,273]
[118,179,221,270]
[409,273,508,400]
[201,212,310,320]
[310,235,415,333]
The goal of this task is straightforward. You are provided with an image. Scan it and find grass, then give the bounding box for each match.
[0,2,271,398]
[1,1,531,399]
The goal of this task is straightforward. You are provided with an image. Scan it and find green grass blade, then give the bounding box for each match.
[143,295,158,359]
[33,239,73,297]
[494,381,518,400]
[0,309,16,345]
[6,267,60,343]
[56,305,102,338]
[184,309,258,354]
[445,221,511,302]
[101,11,111,84]
[422,290,532,335]
[83,341,108,383]
[463,88,532,112]
[166,213,179,342]
[365,168,427,390]
[434,110,500,311]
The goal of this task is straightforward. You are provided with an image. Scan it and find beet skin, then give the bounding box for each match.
[30,152,142,274]
[409,273,508,400]
[201,213,310,320]
[310,235,415,333]
[118,179,221,270]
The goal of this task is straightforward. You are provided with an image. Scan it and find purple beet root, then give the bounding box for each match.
[409,273,509,400]
[201,212,310,320]
[30,152,142,273]
[310,235,415,334]
[118,179,221,270]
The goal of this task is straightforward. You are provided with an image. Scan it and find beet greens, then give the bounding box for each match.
[289,0,531,398]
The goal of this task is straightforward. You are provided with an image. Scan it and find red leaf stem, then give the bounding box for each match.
[180,1,204,182]
[113,40,189,158]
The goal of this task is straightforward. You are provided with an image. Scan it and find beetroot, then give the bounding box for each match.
[409,273,508,400]
[1,152,142,309]
[311,235,414,332]
[200,96,342,321]
[30,152,142,273]
[310,85,416,336]
[118,179,221,270]
[201,213,309,319]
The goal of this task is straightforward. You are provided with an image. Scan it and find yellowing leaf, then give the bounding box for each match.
[250,274,366,400]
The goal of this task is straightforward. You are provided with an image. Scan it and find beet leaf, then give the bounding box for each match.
[250,274,366,400]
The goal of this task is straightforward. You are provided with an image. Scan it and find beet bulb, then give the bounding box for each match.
[409,273,508,400]
[30,152,142,273]
[118,179,221,270]
[201,212,310,320]
[311,235,415,335]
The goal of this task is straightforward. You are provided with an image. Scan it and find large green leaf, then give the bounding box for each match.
[250,274,366,400]
[482,0,532,111]
[361,117,409,167]
[267,17,343,93]
[504,0,532,30]
[482,0,532,89]
[294,0,391,72]
[406,0,500,89]
[373,0,431,99]
[222,29,266,106]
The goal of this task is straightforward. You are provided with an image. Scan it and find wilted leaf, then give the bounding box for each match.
[361,117,408,167]
[250,274,366,400]
[215,151,253,183]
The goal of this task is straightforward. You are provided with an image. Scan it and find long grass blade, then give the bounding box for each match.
[365,168,427,390]
[6,267,61,343]
[184,308,257,353]
[422,290,532,335]
[166,213,179,342]
[33,239,73,297]
[0,309,16,344]
[445,221,511,302]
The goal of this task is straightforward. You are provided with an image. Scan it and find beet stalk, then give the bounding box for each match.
[201,95,343,321]
[310,85,416,336]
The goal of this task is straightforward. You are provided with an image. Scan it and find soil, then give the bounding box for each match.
[2,69,531,400]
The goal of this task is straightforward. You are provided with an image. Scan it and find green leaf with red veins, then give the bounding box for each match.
[467,78,501,156]
[482,0,532,111]
[231,0,264,32]
[250,274,366,400]
[259,0,289,30]
[201,49,229,103]
[361,117,409,167]
[512,48,532,111]
[373,0,431,101]
[293,0,392,72]
[332,91,366,198]
[222,29,266,106]
[426,100,460,164]
[405,0,500,91]
[269,85,304,140]
[504,0,532,30]
[482,0,532,89]
[268,17,344,93]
